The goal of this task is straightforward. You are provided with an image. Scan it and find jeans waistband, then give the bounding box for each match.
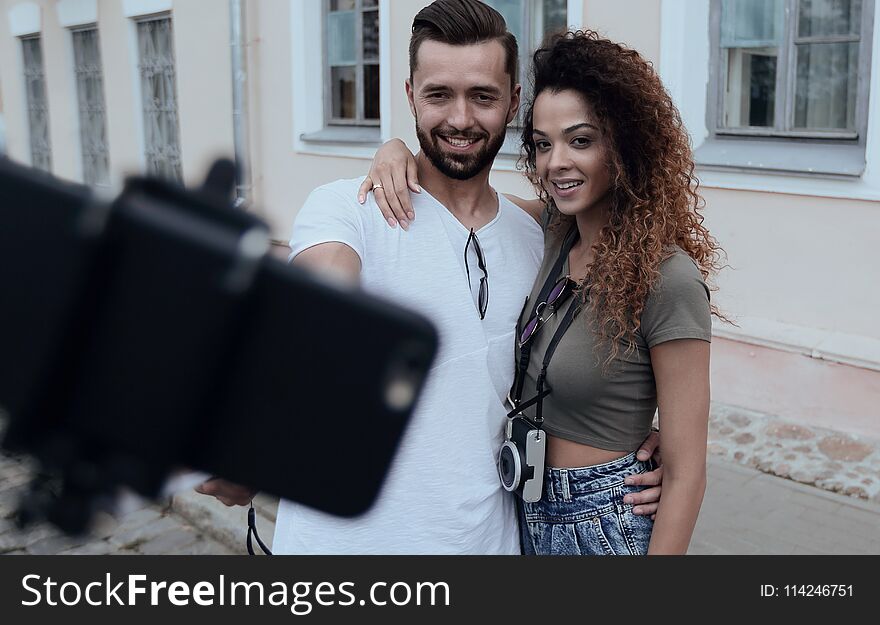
[542,452,652,501]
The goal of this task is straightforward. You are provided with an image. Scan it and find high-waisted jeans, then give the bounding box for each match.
[518,452,655,555]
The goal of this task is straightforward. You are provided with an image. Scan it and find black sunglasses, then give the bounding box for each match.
[518,275,577,347]
[464,228,489,320]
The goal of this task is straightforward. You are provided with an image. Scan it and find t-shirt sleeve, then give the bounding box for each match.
[639,252,712,348]
[287,182,367,265]
[540,205,552,232]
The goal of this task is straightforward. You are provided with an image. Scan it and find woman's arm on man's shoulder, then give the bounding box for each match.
[502,194,544,224]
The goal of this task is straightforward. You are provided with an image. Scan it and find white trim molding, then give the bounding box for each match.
[713,316,880,373]
[566,0,584,30]
[291,0,388,158]
[122,0,172,19]
[57,0,98,28]
[8,2,41,37]
[659,0,880,202]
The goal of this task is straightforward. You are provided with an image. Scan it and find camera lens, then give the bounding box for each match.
[498,442,521,492]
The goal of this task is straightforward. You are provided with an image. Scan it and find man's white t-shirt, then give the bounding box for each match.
[277,177,543,554]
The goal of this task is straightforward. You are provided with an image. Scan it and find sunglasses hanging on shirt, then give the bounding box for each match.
[464,228,489,320]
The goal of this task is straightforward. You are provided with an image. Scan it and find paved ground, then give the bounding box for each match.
[2,445,879,556]
[0,452,235,556]
[690,456,880,554]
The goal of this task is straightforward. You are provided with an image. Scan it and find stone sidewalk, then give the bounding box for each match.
[0,452,235,556]
[690,456,880,554]
[2,451,879,555]
[3,398,880,555]
[171,455,880,556]
[706,404,880,503]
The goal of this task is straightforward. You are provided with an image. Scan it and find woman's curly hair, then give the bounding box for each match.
[520,30,726,364]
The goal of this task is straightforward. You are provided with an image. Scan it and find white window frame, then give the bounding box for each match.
[660,0,880,201]
[292,0,390,156]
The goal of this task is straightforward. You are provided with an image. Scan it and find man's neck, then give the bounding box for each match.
[416,152,498,230]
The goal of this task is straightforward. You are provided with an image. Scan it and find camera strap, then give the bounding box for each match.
[533,300,580,425]
[246,502,273,556]
[509,224,583,425]
[512,224,579,405]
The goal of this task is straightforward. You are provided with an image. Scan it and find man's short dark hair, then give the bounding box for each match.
[409,0,519,89]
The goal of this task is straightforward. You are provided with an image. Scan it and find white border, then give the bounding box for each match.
[65,28,85,183]
[127,18,147,171]
[659,0,880,202]
[122,0,172,19]
[8,2,41,37]
[291,0,390,159]
[57,0,97,28]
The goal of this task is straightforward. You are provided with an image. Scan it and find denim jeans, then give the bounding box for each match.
[518,452,655,555]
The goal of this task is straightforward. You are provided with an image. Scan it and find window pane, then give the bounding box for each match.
[798,0,862,37]
[363,0,378,7]
[73,28,110,186]
[137,18,181,181]
[363,9,379,60]
[485,0,524,49]
[720,0,783,129]
[21,37,52,173]
[721,0,784,47]
[364,64,380,120]
[533,0,567,45]
[327,10,356,65]
[794,42,858,130]
[330,0,355,11]
[724,48,777,127]
[331,65,357,119]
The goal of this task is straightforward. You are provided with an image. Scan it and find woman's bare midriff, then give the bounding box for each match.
[546,434,631,469]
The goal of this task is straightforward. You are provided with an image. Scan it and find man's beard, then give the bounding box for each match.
[415,122,506,181]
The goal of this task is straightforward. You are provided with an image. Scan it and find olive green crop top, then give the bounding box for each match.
[514,232,712,451]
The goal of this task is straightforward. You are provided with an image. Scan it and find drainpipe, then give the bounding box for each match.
[230,0,252,208]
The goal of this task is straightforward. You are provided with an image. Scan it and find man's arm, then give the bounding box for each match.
[292,241,361,284]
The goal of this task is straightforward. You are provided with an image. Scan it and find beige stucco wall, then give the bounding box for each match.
[702,188,880,339]
[583,0,660,63]
[0,3,26,159]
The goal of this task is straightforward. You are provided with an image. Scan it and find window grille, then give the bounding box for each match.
[21,36,52,173]
[72,27,110,186]
[136,16,182,181]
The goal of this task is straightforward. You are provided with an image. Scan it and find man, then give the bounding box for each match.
[200,0,661,554]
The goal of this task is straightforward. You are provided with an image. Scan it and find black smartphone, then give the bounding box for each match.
[0,157,437,530]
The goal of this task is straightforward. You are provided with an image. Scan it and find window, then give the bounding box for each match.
[72,26,110,186]
[136,15,182,181]
[701,0,874,176]
[325,0,380,126]
[21,35,52,173]
[485,0,567,123]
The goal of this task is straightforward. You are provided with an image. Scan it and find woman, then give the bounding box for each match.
[361,31,724,555]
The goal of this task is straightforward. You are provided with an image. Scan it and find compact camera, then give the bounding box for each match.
[498,416,545,502]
